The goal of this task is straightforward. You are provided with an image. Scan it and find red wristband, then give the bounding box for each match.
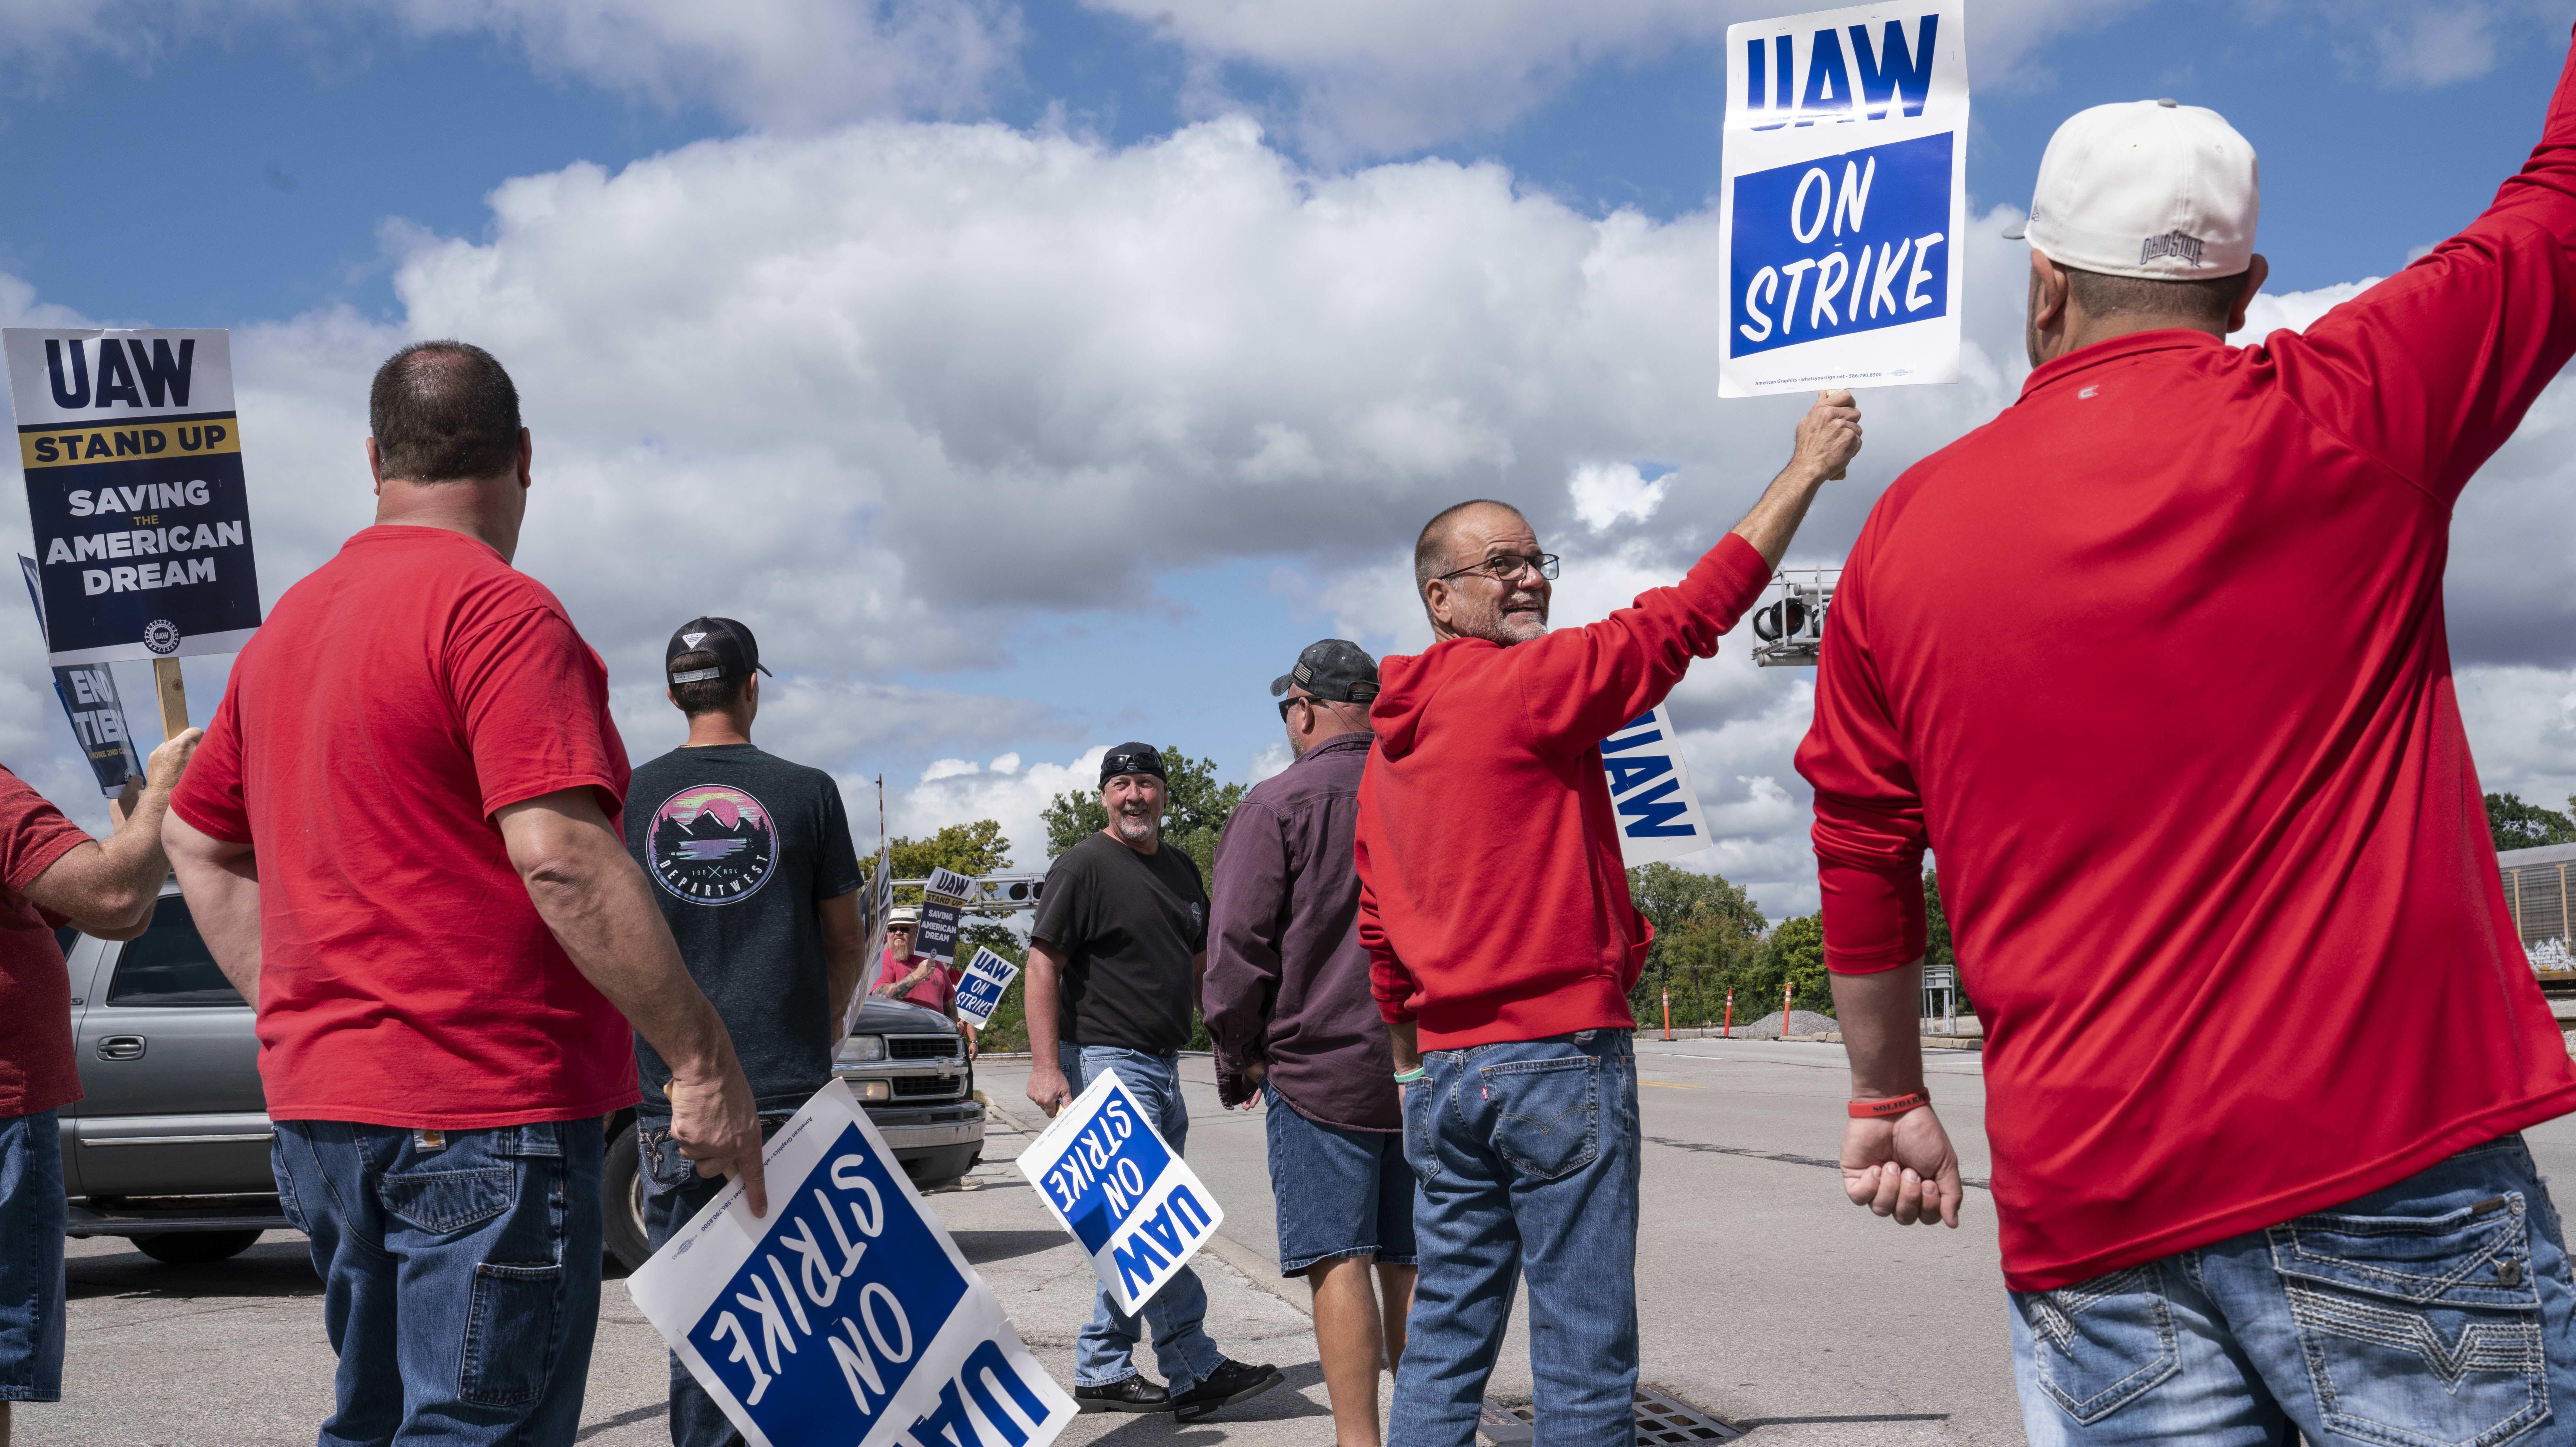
[1848,1090,1930,1119]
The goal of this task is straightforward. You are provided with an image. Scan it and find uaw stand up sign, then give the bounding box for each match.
[1016,1070,1222,1315]
[1718,3,1969,396]
[3,329,262,739]
[627,1080,1075,1447]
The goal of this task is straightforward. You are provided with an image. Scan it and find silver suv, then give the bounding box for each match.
[61,882,985,1269]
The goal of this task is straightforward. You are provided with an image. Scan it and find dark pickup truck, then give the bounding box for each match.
[58,881,984,1271]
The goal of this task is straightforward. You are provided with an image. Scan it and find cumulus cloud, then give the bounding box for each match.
[4,103,2571,907]
[0,0,1010,129]
[1083,0,2163,160]
[1568,462,1672,532]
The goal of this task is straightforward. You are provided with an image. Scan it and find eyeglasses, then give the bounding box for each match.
[888,924,915,934]
[1433,552,1559,585]
[1277,695,1312,721]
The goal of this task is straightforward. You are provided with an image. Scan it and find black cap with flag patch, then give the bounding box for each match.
[666,616,773,685]
[1270,638,1379,704]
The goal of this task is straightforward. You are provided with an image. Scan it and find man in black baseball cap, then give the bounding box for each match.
[665,616,773,688]
[627,613,869,1447]
[1213,641,1407,1445]
[1269,638,1380,707]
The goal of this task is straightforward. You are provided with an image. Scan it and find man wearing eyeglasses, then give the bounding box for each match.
[1206,640,1412,1447]
[1023,743,1284,1422]
[1356,391,1863,1447]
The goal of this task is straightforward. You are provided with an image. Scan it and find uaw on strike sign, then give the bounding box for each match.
[1600,704,1713,867]
[1,330,262,663]
[627,1080,1074,1447]
[1719,3,1968,396]
[1016,1069,1222,1315]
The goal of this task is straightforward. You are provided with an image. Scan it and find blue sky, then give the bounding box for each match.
[3,0,2572,912]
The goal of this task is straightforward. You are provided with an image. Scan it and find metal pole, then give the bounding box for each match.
[1722,991,1734,1039]
[1662,989,1672,1041]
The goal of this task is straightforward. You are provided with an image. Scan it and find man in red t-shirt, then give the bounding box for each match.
[162,342,764,1447]
[0,738,198,1440]
[1356,395,1860,1447]
[1803,48,2576,1445]
[871,905,963,1017]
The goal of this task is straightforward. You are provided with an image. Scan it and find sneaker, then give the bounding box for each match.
[1074,1375,1172,1413]
[1171,1358,1286,1423]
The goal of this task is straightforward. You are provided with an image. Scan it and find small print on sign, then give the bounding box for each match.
[1599,704,1712,867]
[1716,2,1969,397]
[953,947,1021,1031]
[1015,1069,1223,1315]
[625,1081,1075,1447]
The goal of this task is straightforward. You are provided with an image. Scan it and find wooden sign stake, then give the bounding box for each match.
[153,658,188,740]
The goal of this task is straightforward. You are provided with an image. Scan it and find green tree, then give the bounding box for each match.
[1626,863,1767,1027]
[1041,745,1245,882]
[2489,792,2576,852]
[859,820,1016,907]
[1922,868,1973,1016]
[1759,914,1831,1020]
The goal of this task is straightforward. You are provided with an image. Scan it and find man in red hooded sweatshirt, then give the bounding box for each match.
[1356,393,1862,1447]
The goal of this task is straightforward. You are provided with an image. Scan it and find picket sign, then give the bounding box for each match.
[1015,1069,1223,1315]
[952,947,1020,1031]
[626,1080,1075,1447]
[18,554,139,795]
[918,866,975,965]
[1717,2,1970,396]
[1600,704,1713,866]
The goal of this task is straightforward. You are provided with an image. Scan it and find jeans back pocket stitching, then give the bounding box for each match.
[2024,1264,2182,1424]
[2275,1200,2534,1306]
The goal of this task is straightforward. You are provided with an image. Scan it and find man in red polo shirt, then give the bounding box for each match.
[1803,42,2576,1446]
[1358,393,1861,1447]
[163,341,764,1447]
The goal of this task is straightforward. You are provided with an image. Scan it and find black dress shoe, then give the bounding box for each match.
[1171,1359,1286,1422]
[1075,1375,1173,1413]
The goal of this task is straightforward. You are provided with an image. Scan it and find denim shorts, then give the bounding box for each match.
[0,1110,66,1402]
[1265,1081,1417,1276]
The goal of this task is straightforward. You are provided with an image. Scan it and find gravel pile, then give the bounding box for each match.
[1728,1008,1841,1040]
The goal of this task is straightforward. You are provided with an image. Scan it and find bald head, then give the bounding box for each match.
[1414,499,1525,591]
[1413,498,1551,645]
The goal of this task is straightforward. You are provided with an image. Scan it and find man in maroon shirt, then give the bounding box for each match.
[1804,49,2576,1445]
[162,342,764,1447]
[1359,394,1860,1447]
[1206,639,1408,1447]
[0,741,196,1445]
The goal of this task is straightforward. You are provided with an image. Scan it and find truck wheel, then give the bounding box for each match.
[131,1231,262,1265]
[602,1126,653,1274]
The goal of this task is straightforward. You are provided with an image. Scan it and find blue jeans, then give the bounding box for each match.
[272,1118,604,1447]
[1265,1081,1417,1276]
[1062,1045,1228,1392]
[2011,1134,2576,1446]
[1392,1030,1640,1447]
[638,1113,797,1447]
[0,1110,65,1403]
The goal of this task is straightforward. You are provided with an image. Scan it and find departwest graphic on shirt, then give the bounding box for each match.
[645,783,777,904]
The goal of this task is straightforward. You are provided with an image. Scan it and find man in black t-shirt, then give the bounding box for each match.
[623,616,868,1447]
[1025,743,1283,1422]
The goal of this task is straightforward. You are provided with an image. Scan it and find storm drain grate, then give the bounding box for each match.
[1478,1386,1745,1445]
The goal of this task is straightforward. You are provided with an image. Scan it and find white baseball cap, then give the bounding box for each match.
[2005,98,2260,281]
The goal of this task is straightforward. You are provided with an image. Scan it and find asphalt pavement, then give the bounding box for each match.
[38,1039,2576,1446]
